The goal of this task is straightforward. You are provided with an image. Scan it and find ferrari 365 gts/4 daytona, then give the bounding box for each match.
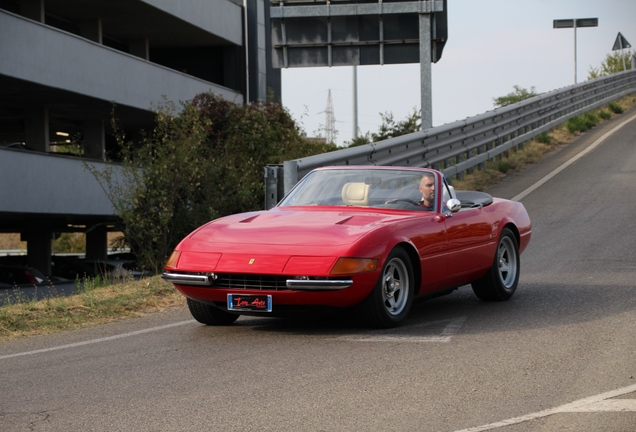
[163,166,531,328]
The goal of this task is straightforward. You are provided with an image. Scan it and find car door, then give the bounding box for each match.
[443,207,494,278]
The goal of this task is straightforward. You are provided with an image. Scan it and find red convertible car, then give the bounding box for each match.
[163,167,531,328]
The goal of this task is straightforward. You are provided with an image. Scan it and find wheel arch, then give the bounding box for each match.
[393,241,421,296]
[502,222,520,245]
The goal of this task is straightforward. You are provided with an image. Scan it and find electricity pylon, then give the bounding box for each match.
[324,89,336,144]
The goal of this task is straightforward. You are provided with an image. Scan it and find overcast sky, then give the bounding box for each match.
[279,0,635,145]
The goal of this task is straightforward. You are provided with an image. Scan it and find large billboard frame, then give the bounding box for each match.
[270,0,447,129]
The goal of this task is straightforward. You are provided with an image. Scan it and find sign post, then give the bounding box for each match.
[612,32,632,72]
[553,18,598,84]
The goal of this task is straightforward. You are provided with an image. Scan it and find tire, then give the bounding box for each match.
[356,247,414,328]
[187,298,240,325]
[471,227,520,301]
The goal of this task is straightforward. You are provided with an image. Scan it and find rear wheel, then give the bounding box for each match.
[471,228,519,301]
[356,247,414,328]
[187,298,239,325]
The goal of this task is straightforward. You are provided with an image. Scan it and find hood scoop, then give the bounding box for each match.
[239,215,261,223]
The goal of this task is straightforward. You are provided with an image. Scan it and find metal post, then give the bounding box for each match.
[574,24,577,84]
[353,66,358,139]
[419,12,432,130]
[619,37,626,71]
[283,160,299,196]
[632,55,636,70]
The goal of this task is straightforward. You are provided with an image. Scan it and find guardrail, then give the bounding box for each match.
[265,67,636,208]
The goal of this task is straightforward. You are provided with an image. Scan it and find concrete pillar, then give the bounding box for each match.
[18,0,44,22]
[632,55,636,71]
[84,119,105,160]
[86,225,108,261]
[80,19,103,44]
[23,227,52,276]
[129,38,150,60]
[24,107,49,152]
[246,0,268,102]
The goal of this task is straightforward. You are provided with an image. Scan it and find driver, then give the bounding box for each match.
[418,173,435,211]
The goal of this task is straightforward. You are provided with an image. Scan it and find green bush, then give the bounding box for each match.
[588,50,633,80]
[493,85,539,108]
[536,133,552,144]
[608,102,624,114]
[90,94,337,273]
[598,110,612,120]
[566,113,598,134]
[583,112,598,129]
[567,116,587,133]
[344,108,421,147]
[494,159,514,174]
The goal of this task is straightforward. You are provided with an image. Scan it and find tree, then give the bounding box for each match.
[588,50,634,80]
[344,108,421,147]
[493,85,539,108]
[90,94,337,273]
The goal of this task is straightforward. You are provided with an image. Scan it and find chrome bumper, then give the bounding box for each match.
[162,272,211,286]
[285,279,352,290]
[162,272,352,290]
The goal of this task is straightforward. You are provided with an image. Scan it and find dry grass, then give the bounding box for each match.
[0,232,124,254]
[0,275,184,342]
[0,233,25,250]
[451,95,636,191]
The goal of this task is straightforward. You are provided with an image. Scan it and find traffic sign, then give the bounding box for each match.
[553,18,598,29]
[612,32,632,51]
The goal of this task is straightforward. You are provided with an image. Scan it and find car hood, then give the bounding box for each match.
[174,208,414,274]
[184,207,411,247]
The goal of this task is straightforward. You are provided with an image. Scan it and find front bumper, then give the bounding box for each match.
[162,272,353,290]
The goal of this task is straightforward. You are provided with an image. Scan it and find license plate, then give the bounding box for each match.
[227,294,272,312]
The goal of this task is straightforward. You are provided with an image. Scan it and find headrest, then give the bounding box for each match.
[341,182,369,206]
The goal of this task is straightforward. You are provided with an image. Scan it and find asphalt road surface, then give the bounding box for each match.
[2,112,636,431]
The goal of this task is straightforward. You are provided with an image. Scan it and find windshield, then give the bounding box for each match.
[278,168,437,212]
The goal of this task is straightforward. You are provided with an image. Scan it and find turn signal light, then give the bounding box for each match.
[330,257,378,275]
[165,250,181,269]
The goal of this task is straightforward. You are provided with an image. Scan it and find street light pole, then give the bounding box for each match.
[553,18,598,84]
[574,23,577,83]
[353,66,358,140]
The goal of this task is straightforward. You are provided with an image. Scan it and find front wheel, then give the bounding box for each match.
[356,247,414,328]
[187,298,240,325]
[471,227,520,301]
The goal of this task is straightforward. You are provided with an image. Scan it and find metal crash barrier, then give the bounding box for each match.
[265,68,636,208]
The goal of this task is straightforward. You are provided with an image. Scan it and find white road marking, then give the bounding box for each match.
[453,383,636,432]
[0,320,195,360]
[512,112,636,202]
[335,317,467,342]
[0,316,467,359]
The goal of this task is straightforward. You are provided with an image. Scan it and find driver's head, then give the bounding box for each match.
[419,173,435,205]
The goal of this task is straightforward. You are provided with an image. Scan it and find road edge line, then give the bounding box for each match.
[512,112,636,202]
[0,320,195,360]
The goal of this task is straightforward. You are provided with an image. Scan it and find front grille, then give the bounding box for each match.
[213,274,288,290]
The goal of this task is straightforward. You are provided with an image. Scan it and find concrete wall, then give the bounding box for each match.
[143,0,243,45]
[0,10,244,111]
[0,149,117,216]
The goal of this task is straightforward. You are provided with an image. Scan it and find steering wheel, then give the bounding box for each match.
[385,199,420,206]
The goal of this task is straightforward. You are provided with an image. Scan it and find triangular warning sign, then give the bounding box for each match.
[613,32,632,51]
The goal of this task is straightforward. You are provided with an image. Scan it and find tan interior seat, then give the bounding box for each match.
[341,182,370,206]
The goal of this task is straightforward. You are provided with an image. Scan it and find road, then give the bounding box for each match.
[1,112,636,431]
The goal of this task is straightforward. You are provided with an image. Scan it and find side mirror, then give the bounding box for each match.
[448,185,457,199]
[446,198,461,213]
